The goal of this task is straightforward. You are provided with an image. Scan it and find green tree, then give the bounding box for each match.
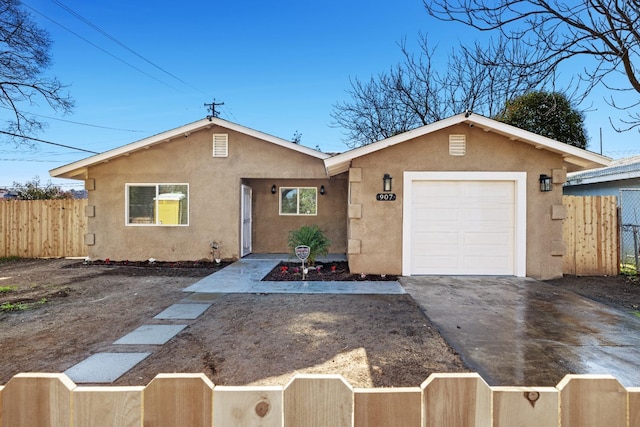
[496,91,588,149]
[11,176,73,200]
[0,0,73,144]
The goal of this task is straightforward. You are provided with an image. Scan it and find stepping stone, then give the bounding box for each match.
[154,303,211,320]
[114,324,187,345]
[64,352,150,383]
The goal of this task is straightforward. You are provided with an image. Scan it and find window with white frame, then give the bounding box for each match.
[126,184,189,225]
[279,187,317,215]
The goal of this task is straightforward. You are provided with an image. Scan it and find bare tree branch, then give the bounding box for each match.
[0,0,73,146]
[331,35,551,147]
[425,0,640,129]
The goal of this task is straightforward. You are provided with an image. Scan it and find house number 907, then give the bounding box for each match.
[376,193,396,201]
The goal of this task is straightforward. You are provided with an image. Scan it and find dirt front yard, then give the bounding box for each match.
[0,258,466,387]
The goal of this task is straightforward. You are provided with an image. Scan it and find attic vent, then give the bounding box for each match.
[449,134,466,156]
[213,134,228,158]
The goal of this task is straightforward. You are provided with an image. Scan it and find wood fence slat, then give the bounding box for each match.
[557,374,627,427]
[562,196,576,275]
[0,385,4,427]
[283,374,353,427]
[4,372,640,426]
[1,373,75,427]
[422,373,491,427]
[143,373,213,427]
[213,385,282,427]
[629,387,640,427]
[562,196,619,276]
[0,199,87,258]
[492,386,558,427]
[73,386,143,427]
[0,203,5,256]
[354,387,421,427]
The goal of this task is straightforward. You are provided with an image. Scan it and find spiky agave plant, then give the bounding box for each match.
[287,225,330,265]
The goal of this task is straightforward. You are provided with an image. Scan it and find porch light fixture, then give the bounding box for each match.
[271,184,277,194]
[320,185,325,195]
[539,174,552,192]
[383,174,392,192]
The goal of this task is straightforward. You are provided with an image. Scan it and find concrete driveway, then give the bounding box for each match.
[401,276,640,387]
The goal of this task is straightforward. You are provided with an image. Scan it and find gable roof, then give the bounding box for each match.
[324,113,611,176]
[565,155,640,186]
[50,117,330,179]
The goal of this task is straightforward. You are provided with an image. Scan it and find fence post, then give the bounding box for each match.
[143,373,213,427]
[557,374,627,427]
[422,373,491,427]
[1,373,75,427]
[283,374,353,427]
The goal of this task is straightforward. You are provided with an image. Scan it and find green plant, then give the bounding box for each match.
[0,286,16,293]
[621,263,638,276]
[0,256,20,264]
[287,225,330,265]
[0,298,47,312]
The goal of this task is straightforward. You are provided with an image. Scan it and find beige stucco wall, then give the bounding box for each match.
[246,175,348,255]
[84,125,342,262]
[346,123,565,280]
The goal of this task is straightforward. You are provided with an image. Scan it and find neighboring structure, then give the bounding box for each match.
[51,113,610,280]
[564,155,640,197]
[564,155,640,269]
[0,189,18,199]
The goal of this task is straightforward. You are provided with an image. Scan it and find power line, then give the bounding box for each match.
[0,106,145,133]
[51,0,206,95]
[0,158,76,162]
[22,3,181,91]
[0,131,99,154]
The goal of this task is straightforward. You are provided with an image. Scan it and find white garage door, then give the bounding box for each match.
[409,179,516,275]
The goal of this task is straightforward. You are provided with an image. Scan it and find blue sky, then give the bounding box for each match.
[1,0,638,189]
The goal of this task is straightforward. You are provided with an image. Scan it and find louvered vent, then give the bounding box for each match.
[449,134,466,156]
[213,134,228,158]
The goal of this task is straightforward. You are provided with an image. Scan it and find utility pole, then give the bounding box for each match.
[204,100,224,121]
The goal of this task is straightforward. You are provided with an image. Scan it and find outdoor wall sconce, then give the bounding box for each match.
[320,185,325,195]
[539,174,552,192]
[271,185,277,194]
[383,174,393,192]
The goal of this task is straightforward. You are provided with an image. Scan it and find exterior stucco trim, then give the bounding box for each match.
[402,171,527,277]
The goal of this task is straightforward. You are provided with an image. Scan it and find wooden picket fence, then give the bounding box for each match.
[562,195,619,276]
[1,372,639,426]
[0,199,87,258]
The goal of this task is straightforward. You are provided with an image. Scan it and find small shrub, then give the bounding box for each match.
[287,225,330,265]
[621,263,638,276]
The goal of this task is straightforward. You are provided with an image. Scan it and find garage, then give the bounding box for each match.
[402,172,527,276]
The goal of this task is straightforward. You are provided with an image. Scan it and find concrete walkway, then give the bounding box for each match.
[402,276,640,387]
[65,255,404,383]
[183,254,406,294]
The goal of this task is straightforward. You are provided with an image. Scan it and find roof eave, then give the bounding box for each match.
[324,113,611,176]
[50,117,330,179]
